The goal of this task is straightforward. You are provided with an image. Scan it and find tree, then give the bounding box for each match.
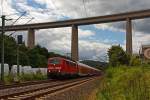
[0,35,66,68]
[27,47,47,68]
[108,45,130,67]
[0,35,17,66]
[34,45,49,58]
[19,51,30,66]
[18,44,30,66]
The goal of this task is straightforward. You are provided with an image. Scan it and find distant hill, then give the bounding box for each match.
[80,60,108,70]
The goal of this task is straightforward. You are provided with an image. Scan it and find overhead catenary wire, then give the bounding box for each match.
[25,17,34,24]
[11,17,34,20]
[11,11,27,25]
[8,17,34,37]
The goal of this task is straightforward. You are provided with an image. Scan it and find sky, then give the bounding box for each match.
[0,0,150,61]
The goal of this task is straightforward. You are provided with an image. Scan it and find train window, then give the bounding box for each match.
[49,59,60,64]
[66,61,69,65]
[72,63,76,67]
[70,62,76,67]
[70,62,73,66]
[65,60,76,67]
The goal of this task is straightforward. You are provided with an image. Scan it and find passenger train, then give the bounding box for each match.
[47,57,101,78]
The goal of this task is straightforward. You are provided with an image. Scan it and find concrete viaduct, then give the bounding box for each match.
[1,9,150,61]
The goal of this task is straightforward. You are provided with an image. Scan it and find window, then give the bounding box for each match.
[70,62,76,67]
[66,61,69,65]
[72,63,76,67]
[49,59,60,64]
[66,61,76,67]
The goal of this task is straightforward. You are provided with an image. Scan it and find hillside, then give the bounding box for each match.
[80,60,108,70]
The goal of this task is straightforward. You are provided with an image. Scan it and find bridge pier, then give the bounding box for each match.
[27,29,35,49]
[71,25,79,61]
[126,18,132,55]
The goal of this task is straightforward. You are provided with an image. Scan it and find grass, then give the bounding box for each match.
[96,65,150,100]
[4,71,47,84]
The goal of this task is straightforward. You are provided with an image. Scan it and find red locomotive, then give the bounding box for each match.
[47,57,100,78]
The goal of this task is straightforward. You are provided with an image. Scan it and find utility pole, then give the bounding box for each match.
[1,15,5,82]
[17,45,19,76]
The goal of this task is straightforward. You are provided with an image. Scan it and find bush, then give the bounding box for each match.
[130,55,141,66]
[19,73,35,81]
[33,70,47,80]
[19,72,47,82]
[4,74,14,84]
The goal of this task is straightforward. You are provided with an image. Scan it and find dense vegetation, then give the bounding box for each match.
[96,66,150,100]
[95,45,150,100]
[0,35,65,68]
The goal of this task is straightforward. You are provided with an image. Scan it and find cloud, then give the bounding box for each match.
[1,0,150,61]
[78,29,95,38]
[34,27,110,61]
[79,40,110,61]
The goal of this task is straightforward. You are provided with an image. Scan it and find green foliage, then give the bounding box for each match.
[34,45,49,58]
[108,45,130,67]
[0,35,64,68]
[33,70,47,80]
[27,47,45,67]
[19,73,34,81]
[0,35,17,66]
[19,72,47,82]
[4,74,14,84]
[130,55,141,66]
[96,66,150,100]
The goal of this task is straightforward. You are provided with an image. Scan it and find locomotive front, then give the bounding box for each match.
[47,57,63,78]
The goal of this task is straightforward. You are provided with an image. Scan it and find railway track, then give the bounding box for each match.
[0,79,54,90]
[0,76,98,100]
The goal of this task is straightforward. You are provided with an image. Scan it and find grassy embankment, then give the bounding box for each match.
[95,66,150,100]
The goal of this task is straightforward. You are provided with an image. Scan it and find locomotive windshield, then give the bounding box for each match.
[49,58,60,64]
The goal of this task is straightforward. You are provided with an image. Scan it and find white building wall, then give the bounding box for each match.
[0,64,47,76]
[0,64,9,75]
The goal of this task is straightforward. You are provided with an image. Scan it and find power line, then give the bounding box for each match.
[11,11,27,25]
[8,17,34,37]
[11,17,33,20]
[25,17,34,24]
[8,12,34,37]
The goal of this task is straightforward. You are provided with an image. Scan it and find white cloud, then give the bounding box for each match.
[34,27,110,60]
[1,0,150,60]
[78,29,95,38]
